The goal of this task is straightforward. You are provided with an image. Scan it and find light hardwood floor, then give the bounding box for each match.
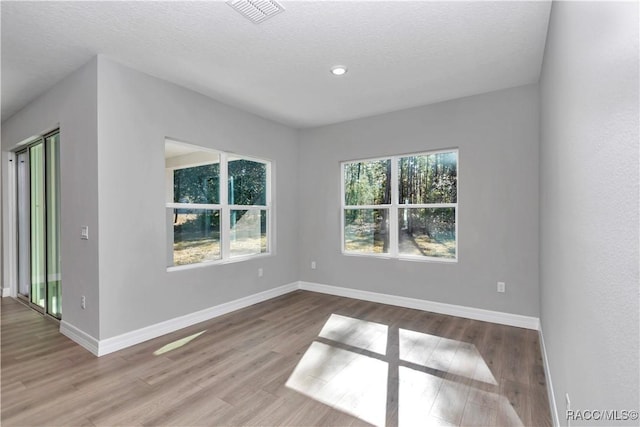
[1,291,551,426]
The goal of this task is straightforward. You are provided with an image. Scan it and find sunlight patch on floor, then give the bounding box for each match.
[153,330,206,356]
[399,328,497,385]
[319,313,388,355]
[287,314,504,426]
[398,365,443,425]
[286,341,388,426]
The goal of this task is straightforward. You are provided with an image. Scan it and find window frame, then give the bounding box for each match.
[166,141,272,271]
[340,148,458,263]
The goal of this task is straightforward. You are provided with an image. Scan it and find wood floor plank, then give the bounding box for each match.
[141,394,231,427]
[461,401,498,427]
[1,292,552,426]
[498,379,531,427]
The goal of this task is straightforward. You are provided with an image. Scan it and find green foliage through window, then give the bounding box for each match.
[344,159,391,205]
[228,159,267,205]
[399,152,457,204]
[174,163,219,204]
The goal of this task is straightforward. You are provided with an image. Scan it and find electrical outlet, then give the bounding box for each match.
[258,268,263,277]
[497,282,506,293]
[81,226,89,240]
[311,261,316,270]
[81,296,86,309]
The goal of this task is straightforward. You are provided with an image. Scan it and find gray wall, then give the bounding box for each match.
[1,58,100,338]
[96,57,299,339]
[298,84,540,317]
[540,2,639,425]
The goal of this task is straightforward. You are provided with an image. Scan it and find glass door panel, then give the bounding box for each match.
[17,151,30,298]
[46,134,61,317]
[29,143,46,309]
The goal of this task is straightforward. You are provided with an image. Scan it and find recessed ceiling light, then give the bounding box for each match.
[330,65,348,76]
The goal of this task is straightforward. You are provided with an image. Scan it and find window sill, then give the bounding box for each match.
[341,251,458,264]
[167,252,273,272]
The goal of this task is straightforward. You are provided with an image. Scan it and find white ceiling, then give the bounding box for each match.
[2,1,551,128]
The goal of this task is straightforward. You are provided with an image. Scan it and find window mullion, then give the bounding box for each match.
[389,156,399,257]
[398,203,457,209]
[344,204,392,209]
[220,152,230,260]
[166,203,221,209]
[228,204,267,210]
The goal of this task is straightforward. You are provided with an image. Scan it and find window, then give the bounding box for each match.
[165,139,271,268]
[342,150,457,261]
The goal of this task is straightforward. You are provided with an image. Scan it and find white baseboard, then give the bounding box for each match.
[60,321,100,356]
[1,287,10,297]
[298,281,540,330]
[95,282,298,356]
[539,327,560,427]
[61,280,541,357]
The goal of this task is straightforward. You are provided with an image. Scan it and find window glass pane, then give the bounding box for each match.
[230,209,268,257]
[398,208,456,259]
[169,208,220,266]
[344,209,390,254]
[228,159,267,205]
[399,152,457,204]
[174,163,219,204]
[344,159,391,205]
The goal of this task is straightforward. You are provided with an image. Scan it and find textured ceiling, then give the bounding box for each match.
[1,1,551,128]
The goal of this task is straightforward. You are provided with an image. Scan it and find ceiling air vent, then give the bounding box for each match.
[227,0,285,24]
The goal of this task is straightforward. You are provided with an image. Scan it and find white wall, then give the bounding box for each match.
[540,2,639,425]
[1,58,100,338]
[298,84,540,317]
[96,57,299,339]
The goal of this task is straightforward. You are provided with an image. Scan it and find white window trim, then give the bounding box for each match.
[340,149,459,263]
[166,145,272,271]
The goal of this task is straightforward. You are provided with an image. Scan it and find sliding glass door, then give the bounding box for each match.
[16,131,61,318]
